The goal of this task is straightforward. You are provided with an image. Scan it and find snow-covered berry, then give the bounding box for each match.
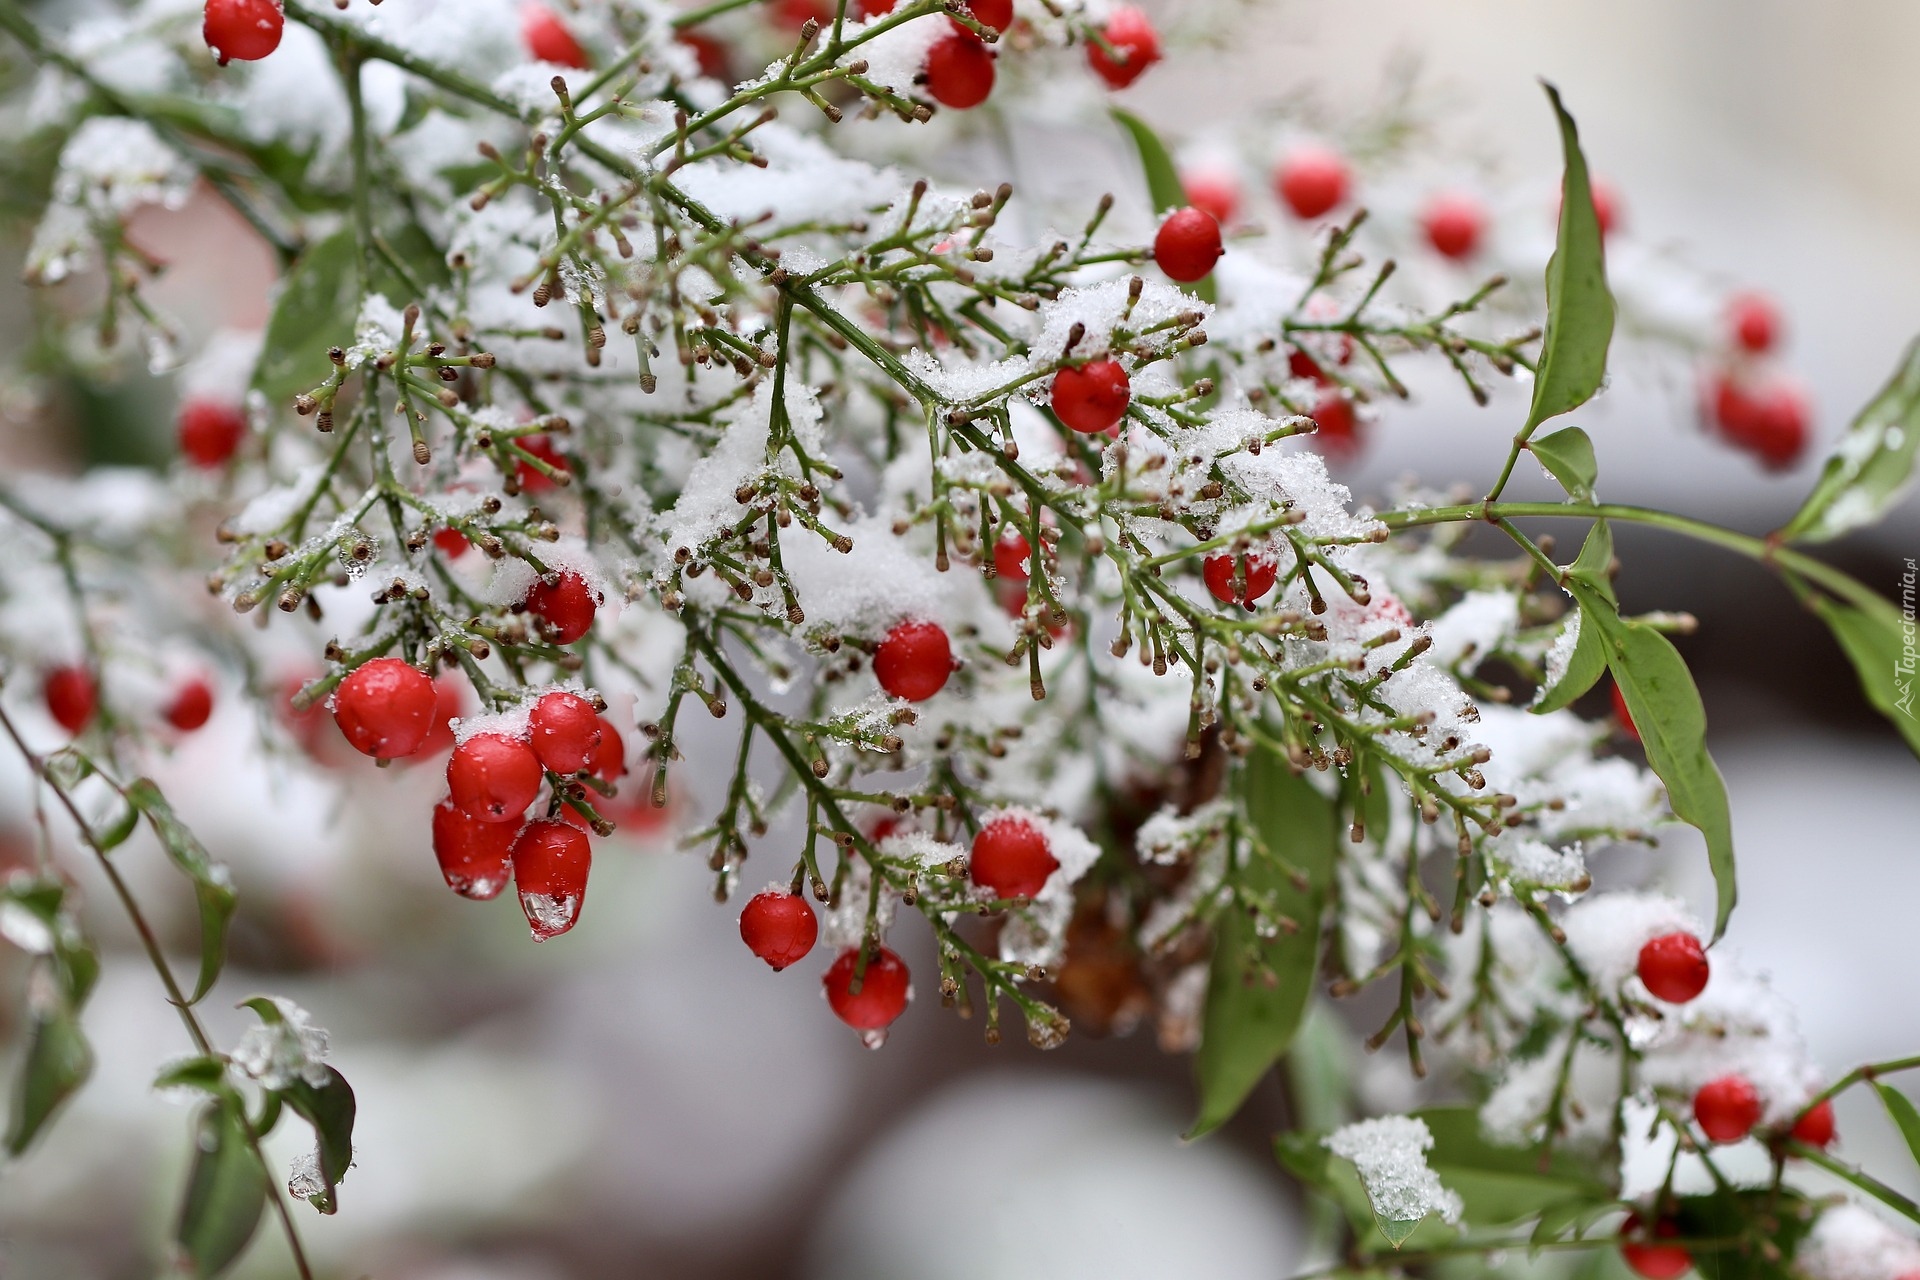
[332,658,437,759]
[525,570,599,645]
[740,892,818,971]
[528,691,604,774]
[448,732,544,824]
[1154,207,1224,283]
[970,814,1058,899]
[874,620,952,702]
[1052,359,1131,434]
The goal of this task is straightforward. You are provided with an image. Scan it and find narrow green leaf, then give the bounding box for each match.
[1419,1108,1611,1226]
[155,1056,230,1095]
[127,779,237,1004]
[1188,752,1339,1138]
[1523,84,1615,438]
[1576,589,1737,938]
[1529,426,1599,501]
[1111,107,1216,304]
[1566,518,1616,606]
[91,797,140,852]
[1532,607,1608,714]
[1780,337,1920,544]
[5,999,93,1157]
[1807,592,1920,760]
[175,1100,269,1278]
[278,1066,357,1214]
[1877,1084,1920,1170]
[252,227,359,408]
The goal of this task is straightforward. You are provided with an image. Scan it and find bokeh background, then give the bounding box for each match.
[3,1,1919,1277]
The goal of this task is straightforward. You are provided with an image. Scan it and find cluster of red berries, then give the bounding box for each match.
[1701,293,1811,471]
[41,666,214,739]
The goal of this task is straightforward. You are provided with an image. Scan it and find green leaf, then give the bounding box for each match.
[1188,750,1339,1138]
[155,1056,230,1095]
[1529,426,1599,501]
[1575,588,1737,938]
[1523,84,1615,438]
[4,1000,93,1157]
[278,1066,357,1214]
[1418,1107,1611,1226]
[1779,338,1920,543]
[1531,1196,1620,1254]
[127,779,237,1005]
[1807,592,1920,760]
[1566,517,1616,606]
[91,797,140,851]
[1876,1083,1920,1169]
[1374,1214,1422,1249]
[1532,607,1609,714]
[252,227,359,408]
[175,1099,269,1279]
[1111,107,1216,305]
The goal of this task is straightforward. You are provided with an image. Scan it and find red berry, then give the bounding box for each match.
[177,399,247,468]
[1276,146,1349,221]
[1612,680,1639,741]
[857,0,896,15]
[1790,1098,1836,1149]
[1591,180,1620,237]
[961,0,1013,30]
[514,434,570,492]
[415,674,468,758]
[1085,6,1160,89]
[513,820,591,941]
[1744,383,1811,471]
[874,620,952,702]
[1052,359,1131,434]
[164,678,215,733]
[1728,292,1781,354]
[1289,347,1330,384]
[1620,1213,1692,1280]
[1309,391,1359,460]
[774,0,832,28]
[44,666,97,737]
[528,691,603,774]
[1694,1074,1764,1144]
[1182,169,1239,227]
[823,946,911,1031]
[332,658,438,759]
[924,31,995,109]
[1637,932,1709,1003]
[525,570,599,645]
[521,3,589,68]
[433,528,470,559]
[1421,192,1485,260]
[1154,206,1224,283]
[970,814,1058,899]
[740,892,819,970]
[203,0,283,65]
[994,529,1032,581]
[430,798,517,900]
[676,30,730,80]
[1203,554,1278,609]
[448,732,544,824]
[587,716,627,782]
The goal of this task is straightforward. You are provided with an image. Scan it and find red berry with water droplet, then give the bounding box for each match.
[521,2,589,68]
[1422,192,1485,260]
[1790,1098,1836,1149]
[513,820,591,941]
[1086,6,1160,89]
[1694,1074,1764,1144]
[525,570,599,645]
[1052,359,1131,434]
[431,798,517,900]
[823,947,911,1031]
[971,814,1058,899]
[1728,292,1781,354]
[1276,146,1349,220]
[1620,1213,1691,1280]
[44,666,97,737]
[874,620,952,702]
[1154,207,1224,283]
[1637,932,1709,1003]
[164,678,215,733]
[203,0,284,66]
[528,691,604,774]
[178,399,248,468]
[448,732,544,824]
[924,31,995,109]
[740,892,819,971]
[1203,554,1278,609]
[332,658,438,759]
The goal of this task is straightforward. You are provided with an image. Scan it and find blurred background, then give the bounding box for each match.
[2,1,1919,1277]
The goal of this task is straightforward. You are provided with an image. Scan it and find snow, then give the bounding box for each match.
[1323,1115,1463,1227]
[230,998,332,1091]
